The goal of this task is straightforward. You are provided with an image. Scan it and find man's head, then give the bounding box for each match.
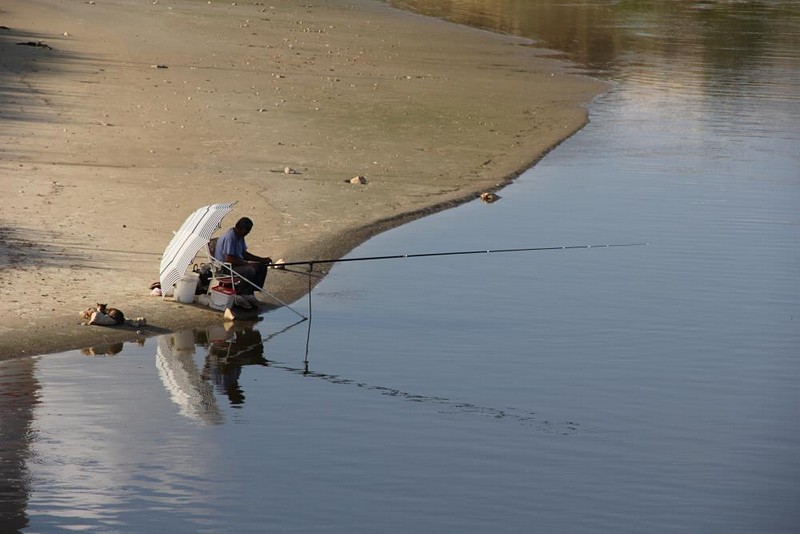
[234,217,254,237]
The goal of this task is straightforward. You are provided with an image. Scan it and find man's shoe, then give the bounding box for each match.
[234,295,253,310]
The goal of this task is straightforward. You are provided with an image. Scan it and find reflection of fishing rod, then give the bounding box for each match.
[247,312,577,432]
[261,356,579,433]
[274,242,649,269]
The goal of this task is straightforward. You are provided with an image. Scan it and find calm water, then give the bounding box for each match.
[2,1,799,532]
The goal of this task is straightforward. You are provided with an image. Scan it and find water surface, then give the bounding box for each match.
[2,1,799,532]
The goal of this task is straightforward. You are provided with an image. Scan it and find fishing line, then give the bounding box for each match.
[304,264,313,370]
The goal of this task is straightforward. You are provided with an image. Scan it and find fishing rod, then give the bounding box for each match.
[270,242,648,330]
[274,242,649,268]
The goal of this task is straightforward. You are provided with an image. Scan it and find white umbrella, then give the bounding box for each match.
[159,202,236,292]
[155,335,223,425]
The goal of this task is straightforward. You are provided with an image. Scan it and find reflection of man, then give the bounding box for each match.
[204,327,267,405]
[214,217,272,310]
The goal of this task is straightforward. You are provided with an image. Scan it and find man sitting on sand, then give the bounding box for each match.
[214,217,272,309]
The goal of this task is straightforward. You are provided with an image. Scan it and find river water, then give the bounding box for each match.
[2,1,799,532]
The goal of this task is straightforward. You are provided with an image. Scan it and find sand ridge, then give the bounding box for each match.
[0,0,604,358]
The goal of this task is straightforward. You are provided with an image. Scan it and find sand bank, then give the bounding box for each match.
[0,0,604,358]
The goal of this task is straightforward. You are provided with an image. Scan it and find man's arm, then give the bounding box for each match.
[216,230,246,266]
[223,253,250,267]
[243,250,272,264]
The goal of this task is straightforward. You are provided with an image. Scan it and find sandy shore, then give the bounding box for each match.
[0,0,604,359]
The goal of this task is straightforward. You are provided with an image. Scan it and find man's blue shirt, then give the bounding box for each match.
[215,227,247,263]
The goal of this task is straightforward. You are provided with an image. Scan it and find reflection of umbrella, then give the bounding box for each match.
[156,335,223,425]
[159,202,236,292]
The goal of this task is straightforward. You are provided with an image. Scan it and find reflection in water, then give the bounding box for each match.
[269,356,581,434]
[156,324,268,422]
[389,0,800,78]
[389,0,800,137]
[202,325,267,405]
[156,331,223,425]
[80,341,124,357]
[0,357,39,531]
[156,317,575,432]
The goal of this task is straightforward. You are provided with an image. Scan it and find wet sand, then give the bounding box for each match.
[0,0,604,358]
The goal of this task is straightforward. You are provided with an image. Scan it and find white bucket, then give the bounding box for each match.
[170,330,196,354]
[174,272,200,303]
